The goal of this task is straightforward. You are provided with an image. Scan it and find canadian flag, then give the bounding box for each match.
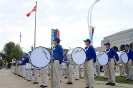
[26,5,37,17]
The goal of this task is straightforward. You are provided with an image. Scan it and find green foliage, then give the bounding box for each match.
[0,42,23,63]
[0,59,3,66]
[64,48,69,55]
[10,44,23,61]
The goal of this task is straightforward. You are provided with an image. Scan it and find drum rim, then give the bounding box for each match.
[120,51,128,64]
[29,46,51,68]
[97,51,108,66]
[69,47,86,65]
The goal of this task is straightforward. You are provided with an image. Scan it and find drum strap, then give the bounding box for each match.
[108,57,111,62]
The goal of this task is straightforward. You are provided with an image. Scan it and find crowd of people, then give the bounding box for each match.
[10,37,133,88]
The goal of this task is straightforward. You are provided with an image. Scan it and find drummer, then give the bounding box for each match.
[124,44,133,81]
[51,37,64,88]
[63,55,68,79]
[104,42,119,86]
[83,39,96,88]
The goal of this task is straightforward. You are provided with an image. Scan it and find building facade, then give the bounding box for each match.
[95,28,133,52]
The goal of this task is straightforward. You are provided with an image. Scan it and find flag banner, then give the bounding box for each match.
[51,29,57,48]
[51,29,60,48]
[20,32,22,42]
[26,5,37,17]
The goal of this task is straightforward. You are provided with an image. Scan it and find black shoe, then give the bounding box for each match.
[60,80,62,82]
[64,77,67,79]
[33,82,39,84]
[85,87,89,88]
[106,82,111,85]
[66,82,70,84]
[27,80,32,81]
[126,79,130,81]
[75,79,79,80]
[110,83,115,86]
[40,85,47,87]
[66,82,73,84]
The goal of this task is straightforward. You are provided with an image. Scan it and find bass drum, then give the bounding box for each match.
[117,51,128,64]
[67,47,86,66]
[30,46,51,68]
[97,51,108,66]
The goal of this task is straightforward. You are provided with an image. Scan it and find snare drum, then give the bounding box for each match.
[117,51,128,64]
[97,51,108,66]
[30,46,51,68]
[67,47,86,66]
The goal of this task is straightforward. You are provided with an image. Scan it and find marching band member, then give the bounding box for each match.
[51,37,64,88]
[96,65,100,77]
[40,67,48,87]
[33,67,39,84]
[124,44,133,81]
[103,66,108,79]
[104,42,119,86]
[119,64,125,77]
[13,59,17,75]
[63,55,68,79]
[79,65,83,78]
[20,57,26,78]
[83,39,96,88]
[75,65,80,80]
[66,61,74,84]
[26,52,32,81]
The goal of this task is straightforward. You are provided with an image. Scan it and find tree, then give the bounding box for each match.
[0,42,15,63]
[10,44,23,61]
[64,49,69,55]
[0,57,3,66]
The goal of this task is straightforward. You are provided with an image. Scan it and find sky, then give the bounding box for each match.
[0,0,133,52]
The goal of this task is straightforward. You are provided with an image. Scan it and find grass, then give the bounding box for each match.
[94,76,133,85]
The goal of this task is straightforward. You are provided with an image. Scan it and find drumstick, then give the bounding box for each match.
[42,49,49,60]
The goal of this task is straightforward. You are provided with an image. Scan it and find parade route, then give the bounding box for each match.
[0,69,132,88]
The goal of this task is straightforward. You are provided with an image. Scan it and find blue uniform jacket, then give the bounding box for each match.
[106,48,119,61]
[21,57,29,65]
[85,46,96,63]
[63,58,68,63]
[52,45,64,64]
[125,50,133,61]
[13,62,17,66]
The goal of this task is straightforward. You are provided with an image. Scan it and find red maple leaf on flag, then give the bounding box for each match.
[26,5,37,17]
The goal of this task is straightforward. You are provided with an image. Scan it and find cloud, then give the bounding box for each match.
[0,0,133,52]
[0,0,7,4]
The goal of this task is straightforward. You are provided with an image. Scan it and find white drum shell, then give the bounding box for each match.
[67,47,86,66]
[97,51,108,66]
[30,46,51,68]
[117,51,128,64]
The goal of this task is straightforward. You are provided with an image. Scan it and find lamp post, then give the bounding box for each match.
[87,0,100,44]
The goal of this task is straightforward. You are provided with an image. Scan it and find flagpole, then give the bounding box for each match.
[19,32,21,58]
[34,1,37,49]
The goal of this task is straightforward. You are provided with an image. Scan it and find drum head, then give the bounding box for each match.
[120,51,128,64]
[97,51,108,66]
[72,47,86,65]
[30,46,51,68]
